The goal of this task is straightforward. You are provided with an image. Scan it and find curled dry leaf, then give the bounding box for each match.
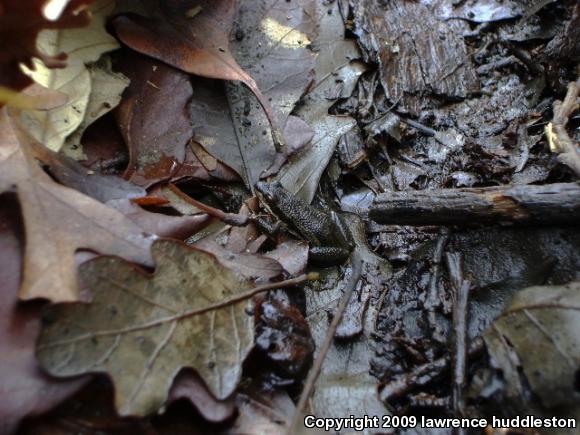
[29,139,145,202]
[62,55,130,160]
[195,236,285,283]
[112,0,283,151]
[36,240,255,416]
[107,199,210,240]
[0,109,156,302]
[19,0,121,151]
[115,51,194,187]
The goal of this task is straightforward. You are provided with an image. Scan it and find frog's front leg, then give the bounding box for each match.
[309,246,352,266]
[330,211,355,250]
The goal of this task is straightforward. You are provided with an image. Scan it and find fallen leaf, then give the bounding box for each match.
[221,0,317,184]
[37,240,255,415]
[187,78,242,180]
[0,196,89,435]
[30,141,146,202]
[62,55,130,160]
[484,281,580,409]
[264,240,309,277]
[112,0,283,150]
[107,199,210,240]
[187,0,318,188]
[0,109,156,301]
[0,83,68,110]
[0,0,94,92]
[275,0,365,202]
[115,51,194,187]
[168,370,236,423]
[304,213,391,423]
[221,388,296,435]
[19,0,120,151]
[194,237,285,283]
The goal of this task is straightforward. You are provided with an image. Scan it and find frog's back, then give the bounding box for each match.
[269,187,329,244]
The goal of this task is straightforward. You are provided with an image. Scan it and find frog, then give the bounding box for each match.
[255,181,354,265]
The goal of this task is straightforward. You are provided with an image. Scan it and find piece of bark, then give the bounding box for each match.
[352,0,479,115]
[370,183,580,226]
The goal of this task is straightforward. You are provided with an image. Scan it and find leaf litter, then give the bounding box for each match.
[1,0,579,432]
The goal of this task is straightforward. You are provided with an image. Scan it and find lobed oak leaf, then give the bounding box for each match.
[0,108,157,302]
[36,240,255,416]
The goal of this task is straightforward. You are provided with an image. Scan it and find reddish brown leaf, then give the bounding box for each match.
[0,197,89,434]
[111,0,283,151]
[168,370,236,423]
[115,52,193,187]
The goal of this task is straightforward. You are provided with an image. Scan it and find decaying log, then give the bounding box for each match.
[370,183,580,225]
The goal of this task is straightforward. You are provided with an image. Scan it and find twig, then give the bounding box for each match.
[168,184,248,226]
[370,183,580,225]
[286,255,364,435]
[425,228,450,343]
[379,337,485,403]
[446,251,470,432]
[501,42,543,76]
[545,76,580,177]
[39,273,317,349]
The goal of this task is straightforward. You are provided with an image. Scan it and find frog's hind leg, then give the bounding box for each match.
[309,246,351,266]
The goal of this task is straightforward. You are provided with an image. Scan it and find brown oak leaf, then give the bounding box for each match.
[0,108,157,301]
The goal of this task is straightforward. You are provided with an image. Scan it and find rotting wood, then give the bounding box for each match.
[370,183,580,226]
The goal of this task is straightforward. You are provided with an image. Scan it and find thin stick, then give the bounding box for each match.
[286,255,364,435]
[425,228,450,343]
[379,337,485,403]
[446,251,470,435]
[168,183,248,226]
[39,273,316,349]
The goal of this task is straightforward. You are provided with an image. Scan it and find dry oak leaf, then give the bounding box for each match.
[0,109,156,302]
[36,240,255,416]
[111,0,282,146]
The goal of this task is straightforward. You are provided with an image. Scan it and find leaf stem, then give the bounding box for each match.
[39,273,314,349]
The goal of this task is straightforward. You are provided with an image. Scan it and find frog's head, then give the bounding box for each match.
[255,181,284,205]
